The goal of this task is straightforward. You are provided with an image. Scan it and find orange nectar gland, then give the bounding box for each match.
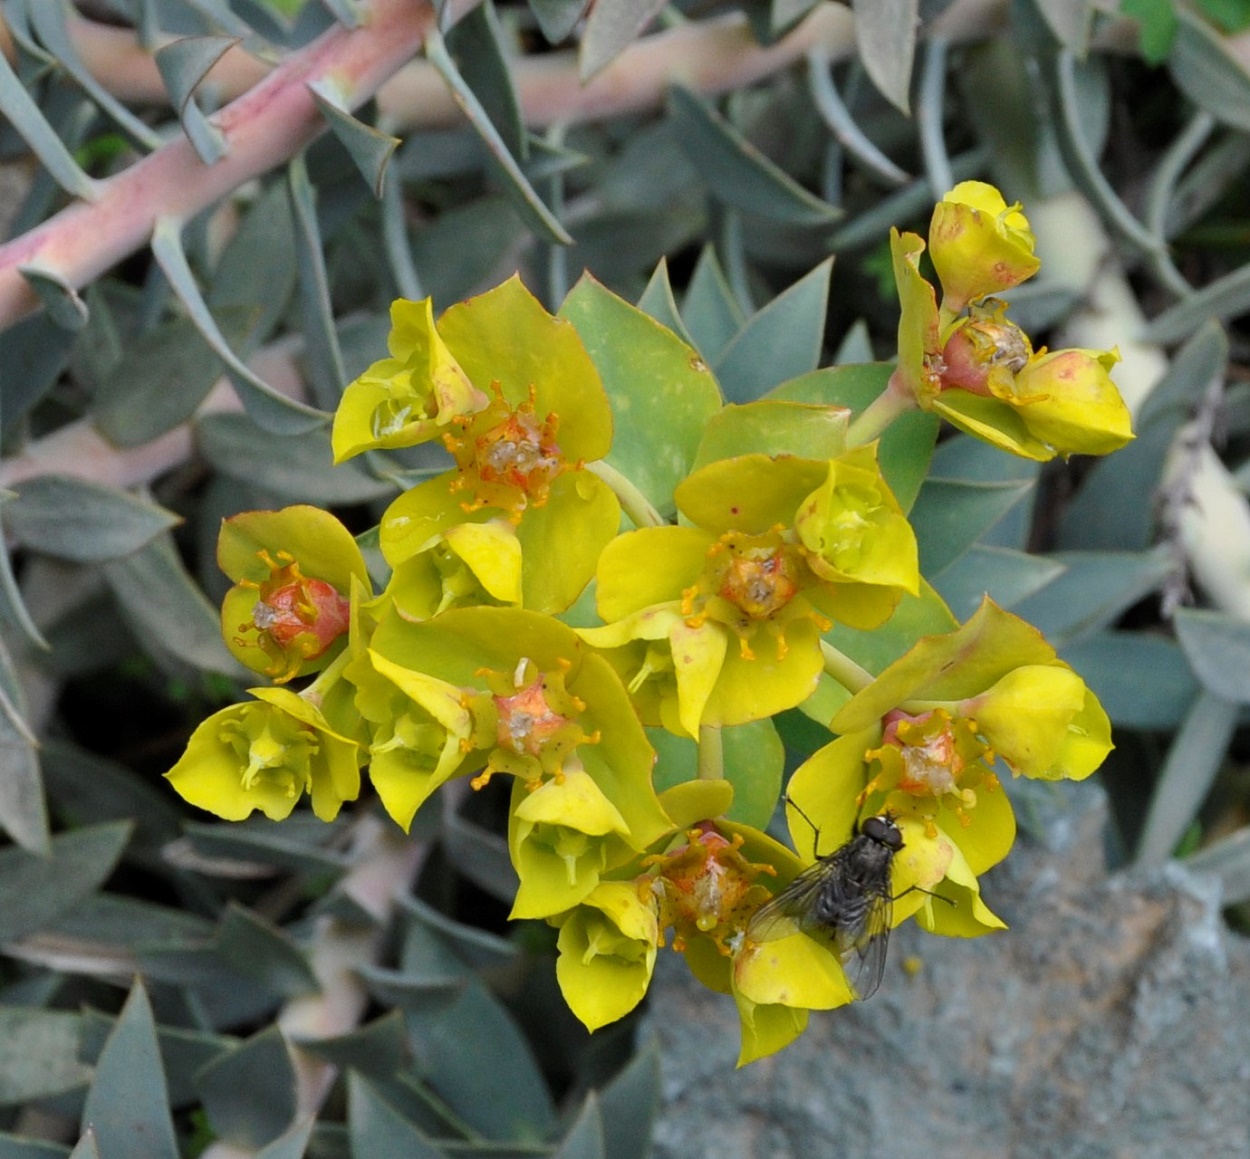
[643,825,775,954]
[442,384,572,521]
[471,657,598,791]
[235,551,351,683]
[682,530,825,661]
[861,708,999,830]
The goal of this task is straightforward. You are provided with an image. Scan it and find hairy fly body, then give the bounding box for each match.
[746,812,905,1000]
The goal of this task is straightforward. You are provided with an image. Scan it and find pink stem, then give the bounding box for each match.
[0,0,438,329]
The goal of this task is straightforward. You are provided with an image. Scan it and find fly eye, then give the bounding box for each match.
[863,814,903,849]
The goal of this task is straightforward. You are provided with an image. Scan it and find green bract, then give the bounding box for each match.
[361,606,672,916]
[345,649,492,831]
[831,597,1114,781]
[331,295,488,461]
[165,687,360,822]
[374,278,620,615]
[554,882,659,1032]
[581,446,918,738]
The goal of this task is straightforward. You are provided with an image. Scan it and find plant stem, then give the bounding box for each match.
[697,724,724,781]
[301,645,353,708]
[820,639,874,695]
[587,460,666,528]
[0,0,441,331]
[845,369,918,446]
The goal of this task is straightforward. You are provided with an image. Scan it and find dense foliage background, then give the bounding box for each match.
[3,0,1250,1155]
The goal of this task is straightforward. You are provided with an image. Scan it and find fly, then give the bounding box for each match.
[746,804,949,999]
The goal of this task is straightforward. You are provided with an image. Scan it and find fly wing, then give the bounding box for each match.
[841,888,893,1000]
[744,859,838,945]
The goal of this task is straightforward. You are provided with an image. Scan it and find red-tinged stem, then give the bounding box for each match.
[200,815,427,1159]
[0,339,303,490]
[20,3,1028,133]
[0,0,441,331]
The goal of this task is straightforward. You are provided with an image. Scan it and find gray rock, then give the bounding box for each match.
[647,783,1250,1159]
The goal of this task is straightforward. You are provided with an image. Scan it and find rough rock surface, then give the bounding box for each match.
[647,784,1250,1159]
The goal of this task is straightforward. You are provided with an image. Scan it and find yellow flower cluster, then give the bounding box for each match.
[164,187,1124,1064]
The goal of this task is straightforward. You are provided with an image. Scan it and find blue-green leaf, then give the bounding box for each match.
[195,1026,299,1149]
[80,982,178,1159]
[294,1012,408,1079]
[1009,549,1173,647]
[599,1038,660,1159]
[0,1009,89,1105]
[41,740,185,855]
[529,0,589,43]
[636,259,692,343]
[320,0,363,28]
[208,180,298,349]
[154,36,237,162]
[1145,260,1250,344]
[152,218,329,434]
[932,544,1064,622]
[287,153,348,408]
[1060,631,1197,731]
[1184,825,1250,905]
[6,476,179,563]
[1061,311,1224,545]
[1168,8,1250,132]
[0,49,96,200]
[425,29,572,245]
[68,1131,99,1159]
[407,979,555,1140]
[197,412,395,503]
[0,645,47,853]
[78,1007,232,1110]
[17,266,87,331]
[1174,606,1250,703]
[580,0,667,79]
[552,1093,605,1159]
[215,904,320,999]
[348,1072,449,1159]
[714,260,831,403]
[101,533,244,677]
[910,478,1035,577]
[446,2,526,159]
[0,822,130,943]
[681,247,743,363]
[1134,689,1237,867]
[852,0,917,112]
[179,814,350,875]
[397,895,518,973]
[29,1,162,150]
[309,87,399,197]
[256,1116,316,1159]
[668,86,841,226]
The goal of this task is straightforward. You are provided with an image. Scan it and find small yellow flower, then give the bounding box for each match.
[889,185,1133,462]
[166,688,360,822]
[929,180,1040,315]
[217,506,370,683]
[554,882,659,1031]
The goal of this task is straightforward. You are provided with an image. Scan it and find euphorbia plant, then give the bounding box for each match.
[166,183,1130,1065]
